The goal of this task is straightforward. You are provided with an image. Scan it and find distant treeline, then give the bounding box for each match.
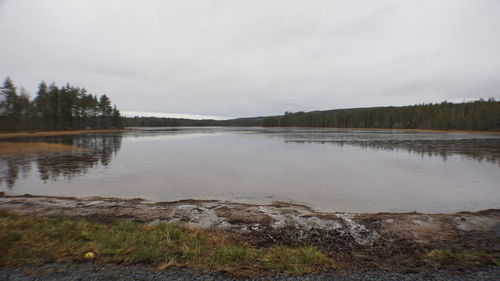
[261,100,500,131]
[123,117,220,127]
[123,116,264,127]
[125,99,500,131]
[0,77,123,131]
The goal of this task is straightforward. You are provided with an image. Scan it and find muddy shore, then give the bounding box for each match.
[1,193,498,273]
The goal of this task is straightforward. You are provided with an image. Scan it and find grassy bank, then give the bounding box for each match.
[0,211,330,276]
[0,129,131,139]
[0,210,498,276]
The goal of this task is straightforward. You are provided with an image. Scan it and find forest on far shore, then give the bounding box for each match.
[1,75,498,132]
[260,99,500,131]
[0,77,122,132]
[124,99,500,131]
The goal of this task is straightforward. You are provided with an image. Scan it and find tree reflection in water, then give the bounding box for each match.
[284,138,500,165]
[0,134,122,188]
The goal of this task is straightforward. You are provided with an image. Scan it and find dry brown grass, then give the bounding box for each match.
[0,129,132,139]
[0,142,82,155]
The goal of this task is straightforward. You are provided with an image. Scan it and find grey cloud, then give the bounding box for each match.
[0,0,499,119]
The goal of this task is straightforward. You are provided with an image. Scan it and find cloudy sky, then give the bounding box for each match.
[0,0,499,119]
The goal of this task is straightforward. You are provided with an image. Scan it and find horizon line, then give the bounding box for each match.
[121,111,230,120]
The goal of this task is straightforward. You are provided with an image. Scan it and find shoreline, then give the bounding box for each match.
[1,193,498,275]
[1,127,499,140]
[256,126,500,134]
[133,125,500,134]
[0,129,133,139]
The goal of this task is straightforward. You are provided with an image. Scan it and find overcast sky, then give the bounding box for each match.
[0,0,499,119]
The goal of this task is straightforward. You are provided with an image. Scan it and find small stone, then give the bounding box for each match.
[84,252,95,259]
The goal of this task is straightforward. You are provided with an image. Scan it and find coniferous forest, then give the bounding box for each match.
[260,99,500,131]
[1,76,499,132]
[124,99,500,131]
[0,77,123,131]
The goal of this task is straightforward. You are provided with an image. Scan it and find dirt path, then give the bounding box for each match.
[2,263,499,281]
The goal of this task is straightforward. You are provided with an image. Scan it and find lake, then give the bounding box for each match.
[1,127,499,213]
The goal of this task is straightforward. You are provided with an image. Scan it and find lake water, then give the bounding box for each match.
[1,127,499,213]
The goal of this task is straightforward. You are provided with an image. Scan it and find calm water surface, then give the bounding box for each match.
[1,127,499,213]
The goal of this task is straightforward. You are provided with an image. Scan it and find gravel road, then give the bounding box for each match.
[1,264,499,281]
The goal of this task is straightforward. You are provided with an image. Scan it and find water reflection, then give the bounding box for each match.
[139,127,500,165]
[0,128,498,213]
[133,127,500,164]
[0,134,122,188]
[284,139,500,165]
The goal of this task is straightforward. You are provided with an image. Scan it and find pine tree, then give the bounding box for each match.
[1,77,20,130]
[112,105,122,128]
[48,83,60,130]
[34,81,50,130]
[99,94,112,128]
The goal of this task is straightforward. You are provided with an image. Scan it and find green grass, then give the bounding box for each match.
[2,211,498,275]
[427,249,498,266]
[262,246,329,275]
[0,211,330,275]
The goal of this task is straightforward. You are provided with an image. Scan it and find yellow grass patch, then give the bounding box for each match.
[0,129,131,139]
[0,142,82,155]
